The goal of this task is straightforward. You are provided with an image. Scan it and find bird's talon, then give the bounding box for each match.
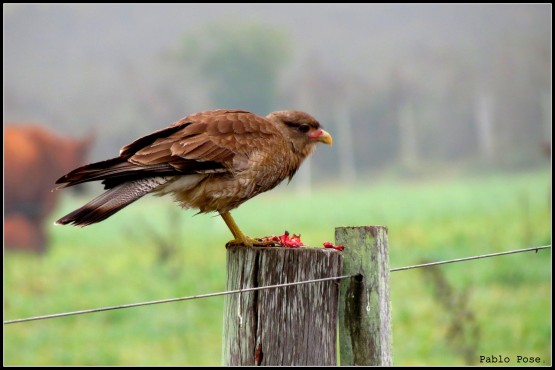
[225,237,278,248]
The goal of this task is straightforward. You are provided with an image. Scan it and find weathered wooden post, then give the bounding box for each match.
[222,245,342,366]
[336,226,392,366]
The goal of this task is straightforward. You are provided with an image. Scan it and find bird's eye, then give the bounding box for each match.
[298,124,310,133]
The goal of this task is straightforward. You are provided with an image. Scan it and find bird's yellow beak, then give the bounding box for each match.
[311,129,333,145]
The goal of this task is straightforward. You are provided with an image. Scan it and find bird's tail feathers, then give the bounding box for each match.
[54,158,174,190]
[55,177,168,227]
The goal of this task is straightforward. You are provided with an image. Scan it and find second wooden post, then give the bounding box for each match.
[336,225,392,366]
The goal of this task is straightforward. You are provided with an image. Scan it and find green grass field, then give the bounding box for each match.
[4,169,551,366]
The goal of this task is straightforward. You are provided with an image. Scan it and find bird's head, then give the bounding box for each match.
[266,110,333,157]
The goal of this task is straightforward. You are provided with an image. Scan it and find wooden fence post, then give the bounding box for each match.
[222,245,342,366]
[336,226,392,366]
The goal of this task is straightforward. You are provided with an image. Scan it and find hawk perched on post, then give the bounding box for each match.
[55,109,332,246]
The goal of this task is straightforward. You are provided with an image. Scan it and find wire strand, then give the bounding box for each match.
[390,245,551,272]
[4,244,550,325]
[3,274,354,325]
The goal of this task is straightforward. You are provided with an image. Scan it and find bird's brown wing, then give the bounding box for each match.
[56,109,283,189]
[129,109,283,171]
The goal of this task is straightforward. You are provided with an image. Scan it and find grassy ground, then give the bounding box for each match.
[3,169,551,366]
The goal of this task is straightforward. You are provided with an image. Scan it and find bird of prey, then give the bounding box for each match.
[55,109,332,247]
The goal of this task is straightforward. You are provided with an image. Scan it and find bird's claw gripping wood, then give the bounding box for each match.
[225,237,277,248]
[220,211,276,247]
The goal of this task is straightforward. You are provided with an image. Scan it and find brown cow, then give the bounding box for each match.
[4,215,42,253]
[4,124,93,252]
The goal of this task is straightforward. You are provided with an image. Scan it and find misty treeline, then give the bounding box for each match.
[4,5,550,183]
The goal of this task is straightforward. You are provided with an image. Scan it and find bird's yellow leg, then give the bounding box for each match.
[220,211,274,247]
[220,211,250,246]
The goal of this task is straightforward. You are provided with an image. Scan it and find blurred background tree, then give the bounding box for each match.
[177,22,291,115]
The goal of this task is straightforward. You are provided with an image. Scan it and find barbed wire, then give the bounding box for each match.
[4,244,550,325]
